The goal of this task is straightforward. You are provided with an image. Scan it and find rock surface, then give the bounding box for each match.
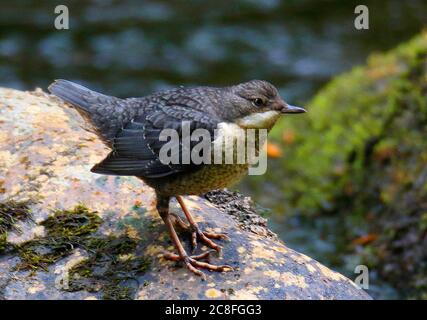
[0,88,370,300]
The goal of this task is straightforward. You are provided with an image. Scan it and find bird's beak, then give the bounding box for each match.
[281,104,307,114]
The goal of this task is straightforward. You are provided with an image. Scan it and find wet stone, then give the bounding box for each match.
[0,88,371,300]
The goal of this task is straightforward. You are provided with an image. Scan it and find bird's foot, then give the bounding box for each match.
[170,212,230,253]
[190,225,230,254]
[163,250,233,279]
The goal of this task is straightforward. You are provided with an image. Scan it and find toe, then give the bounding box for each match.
[191,231,198,252]
[163,252,181,261]
[188,258,233,272]
[204,232,230,241]
[184,258,207,280]
[191,250,212,261]
[197,231,222,253]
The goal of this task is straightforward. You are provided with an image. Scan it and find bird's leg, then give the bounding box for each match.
[176,195,230,253]
[156,195,232,279]
[169,212,190,230]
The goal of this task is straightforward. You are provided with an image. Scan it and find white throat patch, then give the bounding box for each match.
[235,110,280,129]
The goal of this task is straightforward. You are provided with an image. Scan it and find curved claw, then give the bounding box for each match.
[170,213,190,230]
[170,213,229,253]
[163,250,233,279]
[193,229,223,254]
[203,231,230,241]
[159,197,232,280]
[187,258,233,273]
[163,250,213,262]
[192,228,231,253]
[183,257,233,280]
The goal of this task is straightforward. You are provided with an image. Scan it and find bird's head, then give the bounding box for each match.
[221,80,306,129]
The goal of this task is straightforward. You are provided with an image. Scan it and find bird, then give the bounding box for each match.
[48,79,306,279]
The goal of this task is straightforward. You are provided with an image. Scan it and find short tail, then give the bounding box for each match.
[48,79,106,113]
[48,79,135,144]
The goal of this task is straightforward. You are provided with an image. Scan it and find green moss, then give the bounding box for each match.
[10,203,151,299]
[258,31,427,298]
[15,204,101,271]
[42,204,101,238]
[261,32,427,214]
[102,285,133,300]
[0,233,7,253]
[0,200,32,253]
[0,200,32,234]
[66,235,151,300]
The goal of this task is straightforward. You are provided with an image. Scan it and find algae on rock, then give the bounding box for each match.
[0,86,370,299]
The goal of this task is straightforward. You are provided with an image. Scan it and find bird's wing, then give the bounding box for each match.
[91,95,220,178]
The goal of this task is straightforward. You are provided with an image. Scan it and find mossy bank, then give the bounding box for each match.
[251,31,427,298]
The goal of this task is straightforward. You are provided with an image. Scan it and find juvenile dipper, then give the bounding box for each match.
[48,79,306,278]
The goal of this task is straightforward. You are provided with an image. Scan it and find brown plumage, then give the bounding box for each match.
[48,79,306,278]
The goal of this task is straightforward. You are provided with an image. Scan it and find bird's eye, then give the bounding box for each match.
[252,98,264,107]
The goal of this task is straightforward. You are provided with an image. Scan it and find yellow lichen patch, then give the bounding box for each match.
[264,270,308,289]
[28,282,46,294]
[264,270,281,279]
[232,289,259,300]
[251,245,277,262]
[289,252,312,264]
[84,296,98,300]
[305,263,317,273]
[281,272,309,289]
[271,245,288,254]
[205,288,222,299]
[316,263,347,282]
[243,267,255,275]
[203,200,216,209]
[126,226,141,240]
[9,184,22,196]
[186,200,201,210]
[137,290,147,300]
[145,244,165,258]
[0,131,9,145]
[0,150,16,168]
[289,252,317,273]
[118,253,134,262]
[237,246,246,254]
[250,286,264,294]
[0,87,371,299]
[188,195,201,203]
[250,261,267,268]
[33,225,45,237]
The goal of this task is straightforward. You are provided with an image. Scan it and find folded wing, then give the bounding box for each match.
[91,96,220,178]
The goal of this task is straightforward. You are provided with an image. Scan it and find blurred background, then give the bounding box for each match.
[1,0,426,299]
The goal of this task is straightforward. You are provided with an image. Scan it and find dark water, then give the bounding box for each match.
[1,0,426,299]
[2,0,426,102]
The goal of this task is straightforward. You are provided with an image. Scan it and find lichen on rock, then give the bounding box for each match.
[0,87,370,300]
